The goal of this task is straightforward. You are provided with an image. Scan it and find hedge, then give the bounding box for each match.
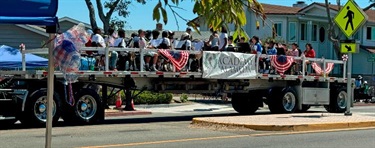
[108,90,173,105]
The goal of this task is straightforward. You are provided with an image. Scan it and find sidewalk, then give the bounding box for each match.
[192,113,375,131]
[105,106,152,117]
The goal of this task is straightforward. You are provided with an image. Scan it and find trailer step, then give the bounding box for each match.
[0,116,16,120]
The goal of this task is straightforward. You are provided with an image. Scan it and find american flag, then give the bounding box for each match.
[270,55,294,74]
[158,49,189,71]
[312,62,334,75]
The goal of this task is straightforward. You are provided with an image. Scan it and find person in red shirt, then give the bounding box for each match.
[304,43,316,74]
[304,43,315,58]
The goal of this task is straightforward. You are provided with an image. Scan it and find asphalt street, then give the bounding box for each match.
[0,105,374,148]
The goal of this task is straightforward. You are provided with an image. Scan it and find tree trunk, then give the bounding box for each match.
[103,18,110,35]
[325,0,341,59]
[85,0,98,30]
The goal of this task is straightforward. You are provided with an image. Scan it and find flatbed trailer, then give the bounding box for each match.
[0,47,350,126]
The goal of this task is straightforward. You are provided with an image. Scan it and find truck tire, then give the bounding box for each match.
[62,88,102,124]
[268,87,298,113]
[325,87,347,113]
[231,93,259,115]
[20,90,62,127]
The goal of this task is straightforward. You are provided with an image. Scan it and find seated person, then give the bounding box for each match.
[263,41,277,74]
[137,29,159,71]
[191,39,204,72]
[226,36,235,52]
[303,43,316,74]
[91,28,106,70]
[105,28,119,70]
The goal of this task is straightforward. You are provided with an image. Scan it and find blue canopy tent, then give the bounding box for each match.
[0,0,59,147]
[0,45,48,69]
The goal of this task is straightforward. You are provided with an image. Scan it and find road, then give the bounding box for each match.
[0,105,374,148]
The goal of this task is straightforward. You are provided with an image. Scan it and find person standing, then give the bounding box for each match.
[219,26,228,51]
[206,28,219,51]
[251,36,263,73]
[291,43,301,74]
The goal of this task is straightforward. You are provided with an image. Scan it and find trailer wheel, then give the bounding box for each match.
[268,87,298,113]
[20,90,61,127]
[325,87,347,113]
[63,88,102,124]
[231,93,259,115]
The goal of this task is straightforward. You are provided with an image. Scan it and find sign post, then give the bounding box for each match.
[334,0,367,116]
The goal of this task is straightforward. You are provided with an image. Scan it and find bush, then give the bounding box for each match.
[180,94,189,103]
[134,91,173,104]
[107,90,173,105]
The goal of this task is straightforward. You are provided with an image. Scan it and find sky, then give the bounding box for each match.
[57,0,372,31]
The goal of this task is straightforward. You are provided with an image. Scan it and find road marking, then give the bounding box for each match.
[249,126,375,137]
[78,135,249,148]
[78,126,375,148]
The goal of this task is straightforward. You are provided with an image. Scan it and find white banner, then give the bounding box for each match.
[202,51,257,79]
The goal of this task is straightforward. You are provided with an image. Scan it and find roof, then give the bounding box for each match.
[361,45,375,54]
[303,2,375,23]
[15,24,48,37]
[262,3,301,15]
[364,9,375,23]
[59,17,92,29]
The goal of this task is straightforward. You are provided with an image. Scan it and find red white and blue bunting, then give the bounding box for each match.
[270,55,294,74]
[311,62,334,75]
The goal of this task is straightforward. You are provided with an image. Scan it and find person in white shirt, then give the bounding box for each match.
[139,29,158,71]
[148,30,161,49]
[219,26,228,51]
[207,28,219,51]
[114,29,129,71]
[91,28,106,69]
[91,28,106,48]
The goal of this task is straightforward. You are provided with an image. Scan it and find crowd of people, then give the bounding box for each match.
[82,26,318,75]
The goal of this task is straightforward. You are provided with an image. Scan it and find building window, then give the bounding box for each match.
[312,24,318,41]
[301,23,307,41]
[319,27,325,42]
[288,22,296,41]
[273,23,282,37]
[367,27,375,40]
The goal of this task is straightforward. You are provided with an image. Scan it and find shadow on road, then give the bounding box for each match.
[0,110,326,130]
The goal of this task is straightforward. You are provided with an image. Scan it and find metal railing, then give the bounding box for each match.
[16,47,348,80]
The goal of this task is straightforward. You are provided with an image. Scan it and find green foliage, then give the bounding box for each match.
[148,0,265,37]
[108,91,173,105]
[103,0,131,30]
[261,36,286,45]
[180,93,189,103]
[109,16,126,30]
[134,91,173,104]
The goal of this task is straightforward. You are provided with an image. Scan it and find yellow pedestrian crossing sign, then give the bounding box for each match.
[340,42,356,53]
[334,0,368,38]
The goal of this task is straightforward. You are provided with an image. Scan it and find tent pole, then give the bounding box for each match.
[22,49,26,71]
[45,33,55,148]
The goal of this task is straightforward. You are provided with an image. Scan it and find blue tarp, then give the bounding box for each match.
[0,0,58,26]
[0,45,48,69]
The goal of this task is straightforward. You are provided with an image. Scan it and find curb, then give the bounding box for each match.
[192,118,375,131]
[105,110,152,117]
